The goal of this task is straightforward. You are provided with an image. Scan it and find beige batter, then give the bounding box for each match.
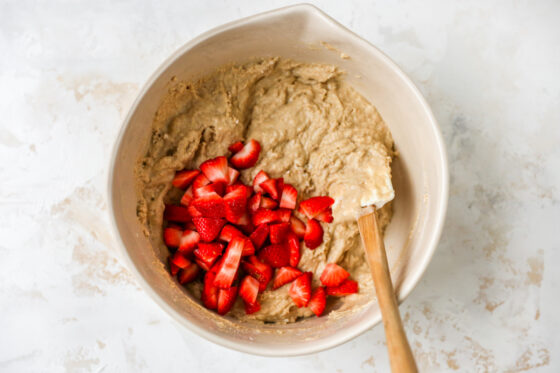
[136,58,395,323]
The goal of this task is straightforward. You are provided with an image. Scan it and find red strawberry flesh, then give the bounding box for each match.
[289,272,312,307]
[230,139,261,169]
[320,263,350,287]
[213,236,245,288]
[200,156,230,184]
[172,169,200,189]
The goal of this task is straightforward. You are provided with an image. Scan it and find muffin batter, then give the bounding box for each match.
[136,58,395,323]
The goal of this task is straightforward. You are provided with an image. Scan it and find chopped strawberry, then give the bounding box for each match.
[320,263,350,287]
[299,196,335,219]
[191,193,226,218]
[180,186,194,206]
[290,216,306,239]
[242,256,272,291]
[248,192,262,213]
[164,205,191,223]
[192,217,226,242]
[192,173,211,190]
[276,208,292,223]
[227,167,240,185]
[244,300,261,314]
[178,262,200,284]
[242,238,255,256]
[258,243,290,268]
[228,141,244,153]
[249,224,269,249]
[202,271,219,309]
[185,221,196,231]
[308,287,327,316]
[163,226,183,247]
[260,179,279,200]
[252,209,278,226]
[200,156,230,184]
[213,236,245,288]
[276,178,284,199]
[169,260,179,276]
[230,139,261,169]
[239,275,260,305]
[170,253,190,269]
[217,286,238,315]
[252,170,270,193]
[260,196,278,209]
[236,212,254,235]
[326,279,359,296]
[315,207,333,223]
[225,183,252,197]
[287,232,301,267]
[279,184,297,209]
[187,204,202,218]
[289,272,312,307]
[304,219,323,249]
[273,266,303,289]
[223,186,248,224]
[172,169,200,189]
[194,242,224,270]
[269,222,290,244]
[177,229,200,253]
[194,182,226,198]
[219,224,243,242]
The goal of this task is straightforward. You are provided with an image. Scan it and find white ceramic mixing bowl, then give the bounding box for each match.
[108,4,448,356]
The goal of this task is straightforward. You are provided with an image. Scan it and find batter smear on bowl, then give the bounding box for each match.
[136,58,395,323]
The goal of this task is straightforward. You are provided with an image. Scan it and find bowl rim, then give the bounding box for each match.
[107,3,449,356]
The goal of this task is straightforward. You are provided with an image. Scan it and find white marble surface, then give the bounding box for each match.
[1,1,559,371]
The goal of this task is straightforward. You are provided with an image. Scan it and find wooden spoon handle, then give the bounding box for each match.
[358,211,418,373]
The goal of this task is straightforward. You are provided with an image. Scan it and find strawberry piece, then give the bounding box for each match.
[223,186,248,224]
[213,236,245,288]
[192,173,211,190]
[273,266,303,289]
[178,262,200,284]
[228,141,244,153]
[249,224,269,249]
[192,217,226,242]
[315,207,333,223]
[219,224,243,242]
[326,279,359,296]
[187,204,202,218]
[304,219,323,249]
[171,253,190,269]
[252,209,278,226]
[308,287,327,316]
[236,211,254,235]
[244,300,261,315]
[185,221,196,231]
[253,170,270,193]
[290,216,306,239]
[194,182,226,198]
[279,184,297,209]
[200,156,230,184]
[226,183,252,197]
[227,167,240,185]
[242,238,255,257]
[180,186,194,206]
[287,232,301,267]
[276,208,292,223]
[248,192,262,213]
[230,139,261,169]
[239,275,260,305]
[276,178,284,199]
[172,169,200,189]
[299,196,335,219]
[260,179,279,200]
[258,244,290,268]
[202,271,219,309]
[177,229,200,253]
[194,242,224,270]
[320,263,350,287]
[269,222,290,244]
[242,256,272,291]
[289,272,312,308]
[191,193,226,218]
[217,286,238,315]
[163,226,183,247]
[260,196,278,209]
[164,205,191,223]
[169,260,180,276]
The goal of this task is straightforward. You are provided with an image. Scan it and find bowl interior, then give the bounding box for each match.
[109,5,447,356]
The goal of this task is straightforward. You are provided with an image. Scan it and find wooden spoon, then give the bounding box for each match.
[357,208,418,373]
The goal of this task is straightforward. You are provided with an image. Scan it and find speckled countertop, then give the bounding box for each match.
[1,1,558,372]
